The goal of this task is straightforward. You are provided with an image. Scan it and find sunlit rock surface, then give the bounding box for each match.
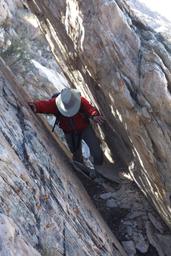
[127,0,171,36]
[0,0,69,99]
[27,0,171,228]
[0,56,125,255]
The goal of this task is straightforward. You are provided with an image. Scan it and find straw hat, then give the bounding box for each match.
[55,88,81,117]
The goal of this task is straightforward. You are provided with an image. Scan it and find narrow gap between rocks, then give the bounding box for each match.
[70,161,168,256]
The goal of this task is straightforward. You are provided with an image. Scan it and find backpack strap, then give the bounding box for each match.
[79,104,90,124]
[52,118,59,132]
[51,92,60,99]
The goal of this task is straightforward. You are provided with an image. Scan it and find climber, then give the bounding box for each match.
[28,88,104,172]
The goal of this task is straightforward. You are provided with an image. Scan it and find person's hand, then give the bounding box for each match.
[92,115,104,125]
[28,102,36,112]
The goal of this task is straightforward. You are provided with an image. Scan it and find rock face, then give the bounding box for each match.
[27,0,171,228]
[0,214,41,256]
[0,56,126,255]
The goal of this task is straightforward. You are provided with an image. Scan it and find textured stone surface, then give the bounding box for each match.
[0,5,67,99]
[157,234,171,256]
[0,0,10,24]
[0,214,41,256]
[122,241,136,256]
[27,0,171,228]
[0,55,126,255]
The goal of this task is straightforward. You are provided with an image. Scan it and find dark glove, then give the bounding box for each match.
[92,115,104,125]
[28,102,36,112]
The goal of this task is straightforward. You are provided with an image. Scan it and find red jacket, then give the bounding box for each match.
[34,96,99,133]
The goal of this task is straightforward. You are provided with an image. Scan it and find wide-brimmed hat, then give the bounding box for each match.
[55,88,81,117]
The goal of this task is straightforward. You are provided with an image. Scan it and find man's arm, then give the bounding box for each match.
[28,98,58,115]
[81,97,104,125]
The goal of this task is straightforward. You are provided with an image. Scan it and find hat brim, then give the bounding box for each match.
[55,89,81,117]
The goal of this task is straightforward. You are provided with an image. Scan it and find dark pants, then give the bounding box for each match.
[64,125,103,165]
